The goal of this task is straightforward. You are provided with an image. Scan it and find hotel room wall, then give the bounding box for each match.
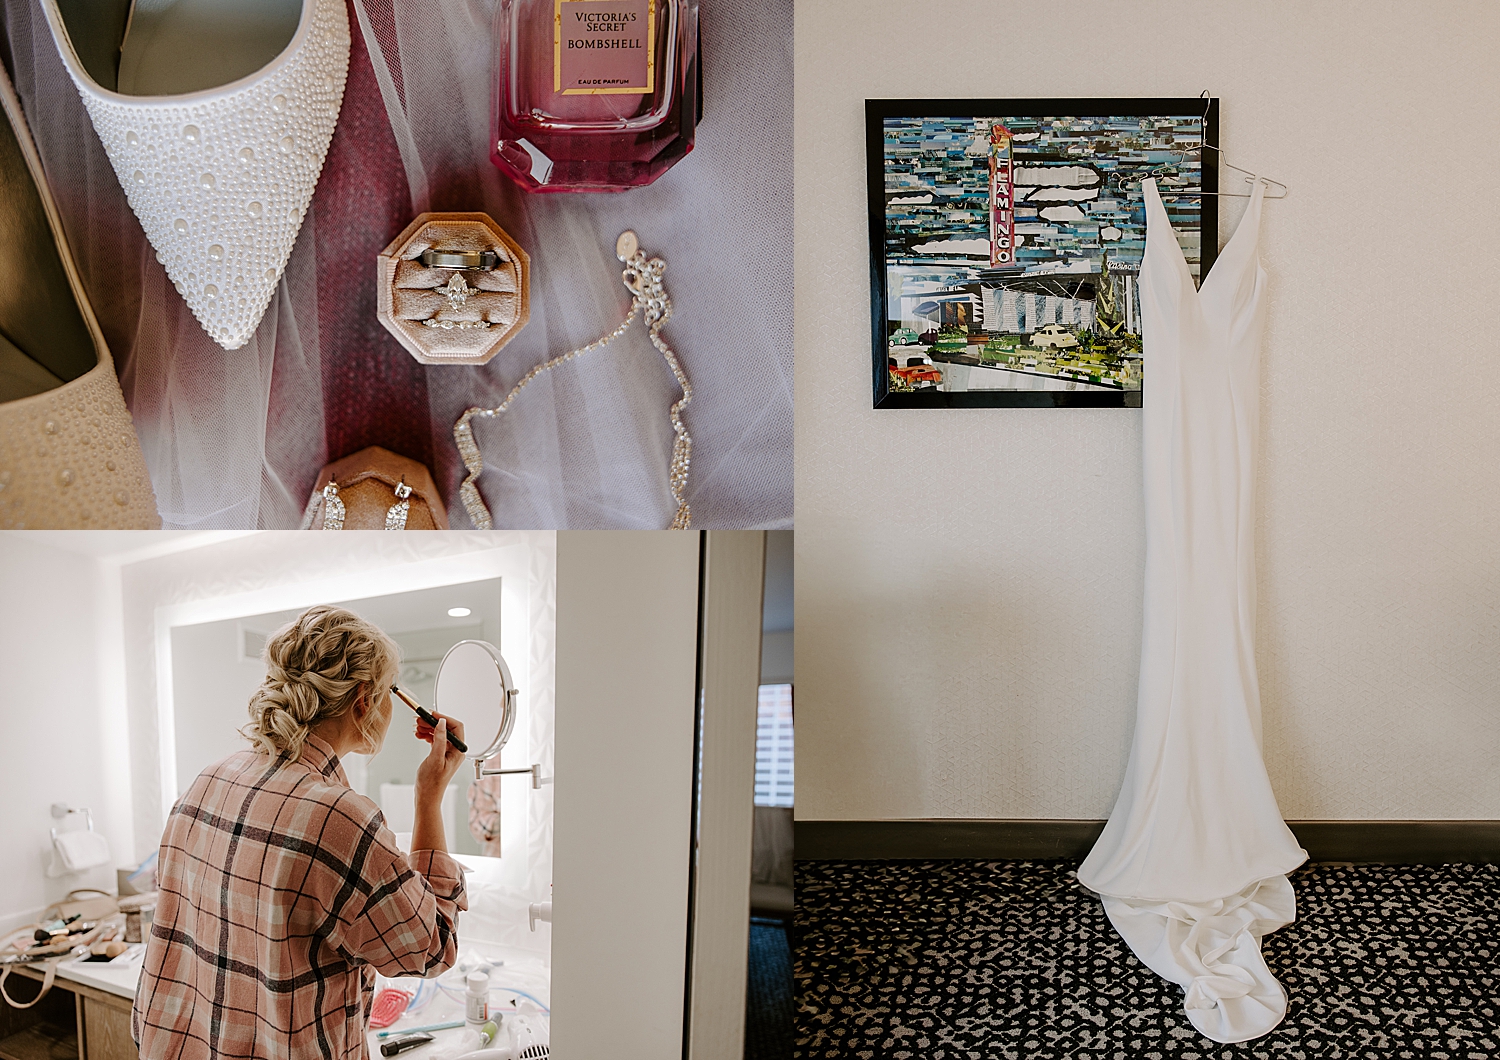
[550,532,701,1060]
[794,0,1500,821]
[0,538,131,933]
[169,620,268,794]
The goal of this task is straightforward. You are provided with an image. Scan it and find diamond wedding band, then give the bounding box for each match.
[422,319,492,330]
[420,249,499,270]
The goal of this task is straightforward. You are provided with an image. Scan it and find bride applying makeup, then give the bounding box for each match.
[131,605,466,1060]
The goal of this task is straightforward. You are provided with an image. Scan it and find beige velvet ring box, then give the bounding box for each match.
[377,212,530,365]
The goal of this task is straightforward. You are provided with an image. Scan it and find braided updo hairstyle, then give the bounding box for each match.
[242,605,400,762]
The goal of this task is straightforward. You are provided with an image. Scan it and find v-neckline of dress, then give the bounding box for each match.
[1144,176,1266,301]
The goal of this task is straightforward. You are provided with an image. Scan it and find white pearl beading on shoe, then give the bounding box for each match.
[41,0,351,350]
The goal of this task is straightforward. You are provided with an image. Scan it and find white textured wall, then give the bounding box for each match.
[0,538,133,932]
[795,0,1500,821]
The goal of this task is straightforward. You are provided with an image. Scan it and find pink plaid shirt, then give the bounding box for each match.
[132,735,466,1060]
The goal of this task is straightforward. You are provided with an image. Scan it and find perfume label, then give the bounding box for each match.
[555,0,656,95]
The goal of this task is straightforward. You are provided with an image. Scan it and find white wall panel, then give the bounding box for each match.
[550,531,701,1060]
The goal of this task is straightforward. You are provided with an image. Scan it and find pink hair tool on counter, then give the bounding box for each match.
[368,988,412,1029]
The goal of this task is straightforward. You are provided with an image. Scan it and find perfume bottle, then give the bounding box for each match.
[491,0,700,192]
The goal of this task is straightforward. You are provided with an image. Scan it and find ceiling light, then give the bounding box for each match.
[447,607,472,618]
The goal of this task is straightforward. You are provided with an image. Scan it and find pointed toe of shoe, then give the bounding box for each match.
[44,0,351,350]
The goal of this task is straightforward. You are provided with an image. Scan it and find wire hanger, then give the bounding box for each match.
[1144,90,1287,199]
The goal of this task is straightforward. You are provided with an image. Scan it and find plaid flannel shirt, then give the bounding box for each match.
[132,735,466,1060]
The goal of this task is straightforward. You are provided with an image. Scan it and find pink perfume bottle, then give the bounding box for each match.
[492,0,700,192]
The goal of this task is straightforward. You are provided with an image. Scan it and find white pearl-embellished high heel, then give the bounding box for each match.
[40,0,351,351]
[0,60,160,529]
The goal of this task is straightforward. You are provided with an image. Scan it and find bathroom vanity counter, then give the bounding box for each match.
[359,941,551,1059]
[0,941,547,1060]
[51,954,143,1002]
[0,958,138,1060]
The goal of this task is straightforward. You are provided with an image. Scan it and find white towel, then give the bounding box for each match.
[53,829,111,872]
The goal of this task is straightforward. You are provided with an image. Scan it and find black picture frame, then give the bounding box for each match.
[867,98,1220,409]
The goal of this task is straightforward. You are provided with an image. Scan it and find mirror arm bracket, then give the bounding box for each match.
[477,762,545,789]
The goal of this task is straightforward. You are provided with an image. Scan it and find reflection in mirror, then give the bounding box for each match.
[169,580,517,858]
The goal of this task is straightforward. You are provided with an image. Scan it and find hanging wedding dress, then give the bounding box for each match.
[1077,177,1307,1044]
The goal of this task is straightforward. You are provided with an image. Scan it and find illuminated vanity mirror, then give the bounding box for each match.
[168,579,539,860]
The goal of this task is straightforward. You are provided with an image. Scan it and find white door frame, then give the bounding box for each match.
[685,531,766,1060]
[550,530,765,1060]
[550,531,703,1059]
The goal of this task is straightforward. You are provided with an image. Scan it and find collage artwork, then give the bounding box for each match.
[873,105,1211,407]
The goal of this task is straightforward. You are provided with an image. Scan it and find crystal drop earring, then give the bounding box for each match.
[384,480,412,530]
[296,479,346,530]
[320,482,345,530]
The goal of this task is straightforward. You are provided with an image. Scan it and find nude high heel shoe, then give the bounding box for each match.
[0,62,160,529]
[39,0,351,350]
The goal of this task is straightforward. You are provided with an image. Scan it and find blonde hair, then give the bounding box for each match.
[242,605,400,762]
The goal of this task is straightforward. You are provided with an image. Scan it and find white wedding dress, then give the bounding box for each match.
[1077,177,1307,1044]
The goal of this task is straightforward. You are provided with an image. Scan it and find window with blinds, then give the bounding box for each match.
[754,683,794,808]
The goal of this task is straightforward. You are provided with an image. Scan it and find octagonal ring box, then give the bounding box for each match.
[377,212,531,365]
[309,445,449,530]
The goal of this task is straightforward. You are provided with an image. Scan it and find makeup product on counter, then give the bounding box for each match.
[376,1021,465,1040]
[465,971,489,1024]
[377,213,530,365]
[379,1033,433,1057]
[491,0,700,191]
[119,895,156,944]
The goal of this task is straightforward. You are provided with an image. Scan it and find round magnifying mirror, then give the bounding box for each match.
[433,639,518,761]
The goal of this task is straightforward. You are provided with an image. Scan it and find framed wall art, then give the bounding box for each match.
[867,98,1219,408]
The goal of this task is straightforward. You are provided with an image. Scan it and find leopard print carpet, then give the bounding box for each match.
[795,860,1500,1059]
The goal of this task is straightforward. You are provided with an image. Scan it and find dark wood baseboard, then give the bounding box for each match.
[794,819,1500,864]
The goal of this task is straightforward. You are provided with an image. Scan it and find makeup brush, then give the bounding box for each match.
[391,685,468,753]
